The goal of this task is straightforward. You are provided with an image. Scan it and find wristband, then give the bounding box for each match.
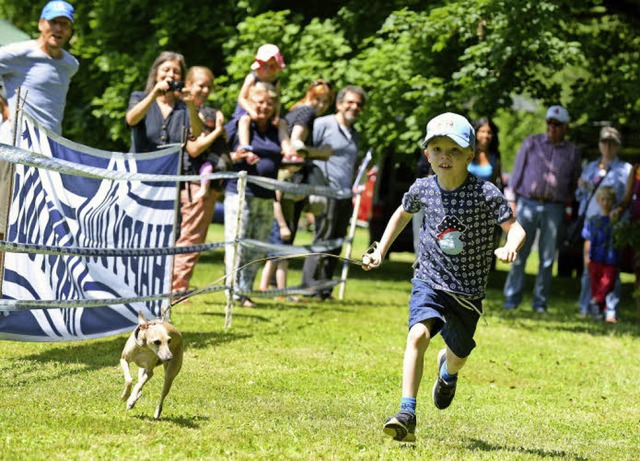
[240,145,253,152]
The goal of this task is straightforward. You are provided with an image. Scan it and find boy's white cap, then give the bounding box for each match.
[422,112,475,150]
[545,105,570,123]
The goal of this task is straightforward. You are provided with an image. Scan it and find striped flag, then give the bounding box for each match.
[0,114,180,341]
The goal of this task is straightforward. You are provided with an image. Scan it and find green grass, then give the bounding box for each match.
[1,224,639,460]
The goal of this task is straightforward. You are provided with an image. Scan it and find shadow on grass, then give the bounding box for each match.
[463,438,588,461]
[132,413,210,429]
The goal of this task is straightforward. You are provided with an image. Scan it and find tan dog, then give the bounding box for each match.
[120,310,183,419]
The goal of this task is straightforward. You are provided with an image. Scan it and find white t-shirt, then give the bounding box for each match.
[0,40,78,134]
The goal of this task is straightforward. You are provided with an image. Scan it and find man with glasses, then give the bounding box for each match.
[503,105,581,313]
[302,85,367,300]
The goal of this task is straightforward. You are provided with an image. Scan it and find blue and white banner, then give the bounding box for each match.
[0,114,180,341]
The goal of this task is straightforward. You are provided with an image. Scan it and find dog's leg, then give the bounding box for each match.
[127,367,153,410]
[120,358,133,401]
[154,355,183,419]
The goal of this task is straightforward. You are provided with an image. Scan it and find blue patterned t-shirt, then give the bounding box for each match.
[402,174,513,299]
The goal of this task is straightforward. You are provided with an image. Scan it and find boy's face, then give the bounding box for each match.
[425,137,474,183]
[597,194,615,213]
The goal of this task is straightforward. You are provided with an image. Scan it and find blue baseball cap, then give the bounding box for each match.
[41,1,75,23]
[422,112,475,150]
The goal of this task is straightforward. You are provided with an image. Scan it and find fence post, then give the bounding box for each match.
[225,170,247,328]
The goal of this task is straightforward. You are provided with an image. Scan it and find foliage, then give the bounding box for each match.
[614,218,640,251]
[1,0,640,165]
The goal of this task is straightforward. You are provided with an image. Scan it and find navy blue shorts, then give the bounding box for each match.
[408,278,482,358]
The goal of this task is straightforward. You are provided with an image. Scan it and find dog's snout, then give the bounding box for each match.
[159,351,173,362]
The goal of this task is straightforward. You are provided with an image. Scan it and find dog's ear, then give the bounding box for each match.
[138,310,149,327]
[133,325,145,346]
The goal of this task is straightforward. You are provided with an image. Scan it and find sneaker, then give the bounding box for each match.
[383,410,416,442]
[432,348,457,410]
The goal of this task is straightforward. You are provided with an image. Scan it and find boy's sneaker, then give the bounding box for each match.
[433,348,457,410]
[383,411,416,442]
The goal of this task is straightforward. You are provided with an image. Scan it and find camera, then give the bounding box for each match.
[168,81,185,92]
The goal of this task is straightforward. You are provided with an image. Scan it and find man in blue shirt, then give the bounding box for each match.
[0,1,78,135]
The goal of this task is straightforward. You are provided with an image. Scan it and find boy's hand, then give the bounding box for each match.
[362,242,382,271]
[494,246,518,263]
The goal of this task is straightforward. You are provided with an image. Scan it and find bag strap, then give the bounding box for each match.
[580,166,612,219]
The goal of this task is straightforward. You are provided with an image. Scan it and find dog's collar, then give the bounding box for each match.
[133,326,145,346]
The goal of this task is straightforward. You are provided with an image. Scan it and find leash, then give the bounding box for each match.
[167,251,368,311]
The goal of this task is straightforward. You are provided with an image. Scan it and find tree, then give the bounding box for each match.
[1,0,638,165]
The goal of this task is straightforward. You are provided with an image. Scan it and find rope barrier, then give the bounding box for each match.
[0,142,368,316]
[0,239,228,257]
[0,285,227,311]
[168,252,365,310]
[0,144,351,199]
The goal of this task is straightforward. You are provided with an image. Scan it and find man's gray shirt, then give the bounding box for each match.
[311,114,359,191]
[0,40,78,134]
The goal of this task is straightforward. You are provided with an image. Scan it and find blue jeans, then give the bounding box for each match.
[503,198,565,309]
[578,267,621,317]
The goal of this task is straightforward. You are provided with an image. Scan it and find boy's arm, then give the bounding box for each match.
[362,206,413,270]
[494,217,526,263]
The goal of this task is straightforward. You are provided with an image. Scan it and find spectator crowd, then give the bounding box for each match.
[0,1,638,324]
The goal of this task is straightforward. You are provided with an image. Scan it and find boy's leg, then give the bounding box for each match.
[432,347,467,410]
[604,276,621,321]
[599,265,618,322]
[401,322,432,398]
[384,321,433,442]
[444,348,467,374]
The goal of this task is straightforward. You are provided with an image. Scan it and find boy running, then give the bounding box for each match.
[363,112,526,442]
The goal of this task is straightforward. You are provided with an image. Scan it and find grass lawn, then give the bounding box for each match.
[0,224,638,460]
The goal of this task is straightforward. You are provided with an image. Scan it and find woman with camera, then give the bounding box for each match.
[125,51,201,153]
